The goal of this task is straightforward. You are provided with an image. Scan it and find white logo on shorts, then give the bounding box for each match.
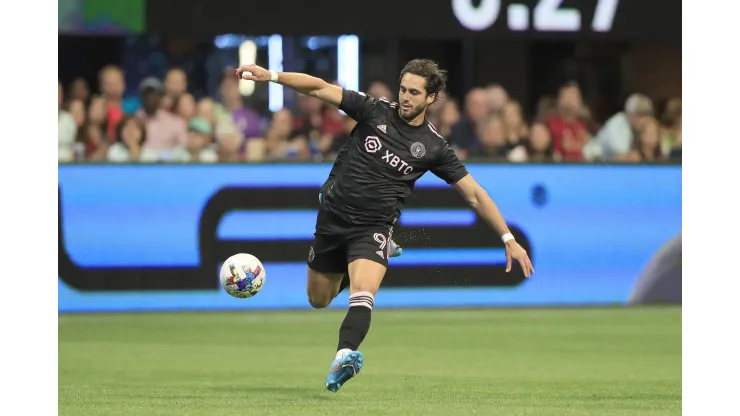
[308,246,315,262]
[373,233,387,250]
[410,142,426,158]
[365,136,382,153]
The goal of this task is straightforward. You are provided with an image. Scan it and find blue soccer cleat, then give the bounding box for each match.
[389,239,403,257]
[325,350,364,392]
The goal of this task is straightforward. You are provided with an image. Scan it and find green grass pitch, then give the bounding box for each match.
[59,307,681,415]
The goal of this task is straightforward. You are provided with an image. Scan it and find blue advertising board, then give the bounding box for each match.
[58,164,681,312]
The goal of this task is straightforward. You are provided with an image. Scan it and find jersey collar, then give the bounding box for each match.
[393,107,427,132]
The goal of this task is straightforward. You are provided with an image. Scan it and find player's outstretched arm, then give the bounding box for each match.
[452,174,535,277]
[235,64,342,107]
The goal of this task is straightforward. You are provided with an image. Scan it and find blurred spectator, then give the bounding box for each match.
[320,82,346,137]
[98,65,126,139]
[68,77,90,104]
[508,122,558,163]
[197,98,217,127]
[265,109,310,161]
[293,94,341,156]
[65,98,88,160]
[66,99,86,130]
[58,81,77,162]
[171,118,218,163]
[322,102,348,139]
[580,105,601,135]
[425,99,444,127]
[543,83,591,161]
[215,122,248,162]
[86,95,109,141]
[107,116,158,162]
[174,93,197,123]
[214,71,265,140]
[448,88,488,150]
[265,109,292,159]
[660,97,682,157]
[502,100,529,149]
[294,95,326,134]
[164,67,188,111]
[467,116,508,160]
[245,138,268,162]
[80,95,110,161]
[625,116,665,162]
[437,98,460,137]
[535,96,557,120]
[60,59,682,167]
[160,95,174,113]
[319,116,357,160]
[137,77,188,160]
[485,84,509,115]
[367,81,394,101]
[87,95,107,127]
[82,123,108,161]
[582,93,654,161]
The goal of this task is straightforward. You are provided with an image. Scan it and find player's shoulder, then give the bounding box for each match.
[375,96,398,109]
[347,90,397,116]
[425,121,447,141]
[368,95,398,117]
[423,121,451,149]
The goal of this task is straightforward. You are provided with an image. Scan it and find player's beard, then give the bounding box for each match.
[399,103,426,122]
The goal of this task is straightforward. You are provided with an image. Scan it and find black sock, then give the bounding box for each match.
[337,291,374,352]
[338,274,350,294]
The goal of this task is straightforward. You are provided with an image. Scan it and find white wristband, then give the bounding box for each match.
[501,232,515,243]
[269,70,279,82]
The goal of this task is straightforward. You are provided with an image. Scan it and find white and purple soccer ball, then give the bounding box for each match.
[219,253,266,298]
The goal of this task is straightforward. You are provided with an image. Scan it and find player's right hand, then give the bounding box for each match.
[505,240,535,278]
[235,64,272,82]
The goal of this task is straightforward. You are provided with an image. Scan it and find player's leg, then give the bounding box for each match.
[306,235,347,308]
[335,237,401,295]
[336,258,386,354]
[306,268,343,309]
[325,230,390,392]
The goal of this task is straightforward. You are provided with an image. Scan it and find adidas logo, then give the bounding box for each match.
[376,250,385,259]
[377,125,387,134]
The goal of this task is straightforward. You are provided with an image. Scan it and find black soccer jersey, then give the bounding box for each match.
[317,89,468,231]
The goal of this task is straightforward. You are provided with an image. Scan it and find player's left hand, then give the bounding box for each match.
[235,64,272,82]
[505,240,535,278]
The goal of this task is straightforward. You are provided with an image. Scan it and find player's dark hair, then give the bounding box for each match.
[399,59,447,103]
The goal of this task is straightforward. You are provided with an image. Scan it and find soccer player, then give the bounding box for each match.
[236,59,535,392]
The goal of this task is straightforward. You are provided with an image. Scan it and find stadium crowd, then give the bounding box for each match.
[58,65,682,164]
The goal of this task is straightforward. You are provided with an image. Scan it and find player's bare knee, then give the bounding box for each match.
[307,292,331,309]
[349,279,381,296]
[306,268,342,308]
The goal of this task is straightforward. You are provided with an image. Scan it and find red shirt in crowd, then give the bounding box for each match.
[544,114,590,161]
[106,102,125,139]
[293,110,344,139]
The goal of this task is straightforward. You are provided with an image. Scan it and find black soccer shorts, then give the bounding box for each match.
[307,209,394,274]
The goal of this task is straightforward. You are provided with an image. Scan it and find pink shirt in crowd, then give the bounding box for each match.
[138,109,187,155]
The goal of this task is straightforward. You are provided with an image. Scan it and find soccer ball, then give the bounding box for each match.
[219,253,266,298]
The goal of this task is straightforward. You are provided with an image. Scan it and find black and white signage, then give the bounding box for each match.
[149,0,679,41]
[453,0,620,32]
